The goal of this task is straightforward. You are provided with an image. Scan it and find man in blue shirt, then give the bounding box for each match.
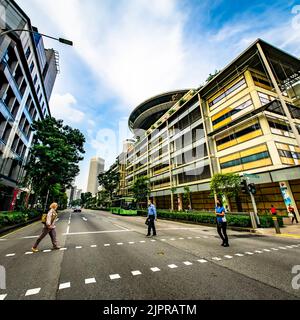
[216,199,229,247]
[147,199,157,236]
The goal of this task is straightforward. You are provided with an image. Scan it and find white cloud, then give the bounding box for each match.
[50,93,85,124]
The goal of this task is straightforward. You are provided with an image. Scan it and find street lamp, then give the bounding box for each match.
[0,28,73,46]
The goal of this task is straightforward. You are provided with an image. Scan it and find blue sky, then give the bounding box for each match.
[16,0,300,191]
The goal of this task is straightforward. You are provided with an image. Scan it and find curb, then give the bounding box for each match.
[0,216,41,237]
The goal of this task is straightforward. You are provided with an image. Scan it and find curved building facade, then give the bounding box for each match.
[128,89,189,132]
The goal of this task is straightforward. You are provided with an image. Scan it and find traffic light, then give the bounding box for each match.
[248,183,256,195]
[241,180,249,194]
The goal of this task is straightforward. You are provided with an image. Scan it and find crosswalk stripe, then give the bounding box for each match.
[151,267,160,272]
[59,282,71,290]
[168,264,178,269]
[110,274,121,280]
[183,261,193,265]
[85,278,96,284]
[25,288,41,296]
[0,294,7,300]
[131,271,142,276]
[212,257,222,261]
[224,255,233,259]
[197,259,208,263]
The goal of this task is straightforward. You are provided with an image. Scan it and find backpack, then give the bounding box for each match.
[41,210,57,225]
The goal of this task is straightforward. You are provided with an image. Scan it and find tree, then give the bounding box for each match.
[210,173,241,210]
[23,117,85,209]
[81,192,92,208]
[170,187,177,211]
[98,170,120,201]
[206,70,220,83]
[183,186,192,210]
[97,190,110,208]
[130,176,150,209]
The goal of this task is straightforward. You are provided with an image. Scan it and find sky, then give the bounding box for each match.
[16,0,300,192]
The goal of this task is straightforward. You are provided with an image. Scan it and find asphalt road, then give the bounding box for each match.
[0,209,300,300]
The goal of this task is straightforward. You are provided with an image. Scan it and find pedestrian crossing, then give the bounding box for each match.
[1,242,300,300]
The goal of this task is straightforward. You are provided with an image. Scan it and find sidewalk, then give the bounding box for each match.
[255,222,300,239]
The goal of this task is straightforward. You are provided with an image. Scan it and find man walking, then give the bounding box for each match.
[147,199,157,237]
[288,204,299,224]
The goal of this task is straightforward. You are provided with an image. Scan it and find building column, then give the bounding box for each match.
[178,194,183,212]
[279,181,300,220]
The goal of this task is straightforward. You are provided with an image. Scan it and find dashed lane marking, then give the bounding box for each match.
[212,257,222,261]
[104,244,110,247]
[25,252,33,255]
[168,264,178,269]
[255,250,263,254]
[131,270,142,276]
[151,267,160,272]
[140,241,146,243]
[279,247,287,250]
[117,243,123,246]
[90,245,97,248]
[150,240,156,242]
[183,261,193,266]
[76,246,82,249]
[85,278,96,284]
[25,288,41,296]
[129,242,135,245]
[109,274,121,280]
[197,259,208,263]
[271,248,279,251]
[59,282,71,290]
[6,253,15,257]
[22,236,38,239]
[0,294,7,300]
[60,248,67,251]
[224,255,233,259]
[82,218,88,222]
[263,249,271,252]
[235,254,244,257]
[43,250,51,253]
[245,252,254,255]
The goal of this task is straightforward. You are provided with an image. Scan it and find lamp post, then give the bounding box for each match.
[0,28,73,46]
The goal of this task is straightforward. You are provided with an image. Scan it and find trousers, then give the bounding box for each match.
[147,216,156,236]
[33,226,57,248]
[217,221,228,245]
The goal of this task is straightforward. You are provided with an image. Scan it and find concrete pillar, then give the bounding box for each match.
[279,181,300,220]
[178,194,183,212]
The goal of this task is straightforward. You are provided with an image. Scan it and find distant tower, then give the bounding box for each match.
[87,157,105,195]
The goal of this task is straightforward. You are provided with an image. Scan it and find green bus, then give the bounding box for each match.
[110,197,137,215]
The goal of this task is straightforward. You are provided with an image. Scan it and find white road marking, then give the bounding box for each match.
[0,294,7,300]
[76,246,82,249]
[150,240,156,242]
[85,278,96,284]
[286,246,294,249]
[82,217,88,222]
[179,238,185,240]
[131,270,142,276]
[104,244,110,247]
[195,237,201,239]
[224,255,233,259]
[59,282,71,290]
[25,252,33,255]
[212,257,222,261]
[291,245,298,248]
[60,248,67,251]
[245,252,254,255]
[197,259,208,263]
[271,248,279,251]
[168,264,178,269]
[56,218,60,222]
[43,250,51,253]
[235,254,244,257]
[255,250,263,254]
[170,238,175,241]
[0,239,7,241]
[183,261,193,266]
[187,237,193,240]
[22,236,38,239]
[110,274,121,280]
[112,223,129,231]
[66,226,70,234]
[140,241,146,243]
[202,236,208,239]
[90,245,97,248]
[63,230,131,236]
[279,247,287,250]
[25,288,41,296]
[68,221,70,225]
[117,243,123,246]
[128,242,135,244]
[151,267,160,272]
[6,253,15,257]
[161,239,166,241]
[263,249,271,252]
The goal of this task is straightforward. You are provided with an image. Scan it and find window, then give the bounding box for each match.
[33,74,38,85]
[268,121,291,132]
[278,150,300,160]
[25,47,31,60]
[209,78,246,108]
[216,123,261,146]
[2,123,12,143]
[212,99,253,126]
[30,61,34,73]
[220,151,270,169]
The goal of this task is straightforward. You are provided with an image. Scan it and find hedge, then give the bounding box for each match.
[0,210,41,228]
[137,210,284,228]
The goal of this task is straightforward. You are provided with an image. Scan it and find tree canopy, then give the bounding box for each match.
[210,173,241,199]
[98,170,120,200]
[23,117,85,205]
[130,176,150,208]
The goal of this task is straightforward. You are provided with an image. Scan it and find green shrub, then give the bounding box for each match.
[258,215,284,228]
[0,210,41,228]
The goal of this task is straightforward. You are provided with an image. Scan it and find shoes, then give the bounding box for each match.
[223,243,230,247]
[32,247,39,253]
[221,243,225,246]
[153,234,157,236]
[146,234,151,237]
[52,246,61,250]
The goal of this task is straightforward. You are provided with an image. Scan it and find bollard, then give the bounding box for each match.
[272,216,281,234]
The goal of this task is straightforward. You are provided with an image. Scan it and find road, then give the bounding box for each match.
[0,209,300,300]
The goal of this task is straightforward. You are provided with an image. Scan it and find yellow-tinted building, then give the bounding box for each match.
[118,39,300,217]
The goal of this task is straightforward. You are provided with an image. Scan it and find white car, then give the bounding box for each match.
[73,206,82,213]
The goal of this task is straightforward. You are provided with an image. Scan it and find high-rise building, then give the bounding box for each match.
[87,157,105,195]
[117,39,300,219]
[0,0,59,210]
